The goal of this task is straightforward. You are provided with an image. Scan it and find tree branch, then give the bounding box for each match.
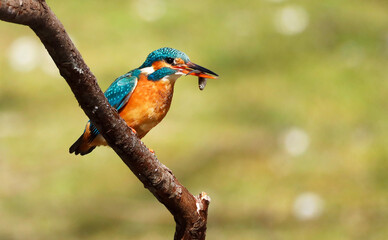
[0,0,210,239]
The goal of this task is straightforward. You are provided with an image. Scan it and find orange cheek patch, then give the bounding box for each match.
[175,58,185,65]
[152,60,169,70]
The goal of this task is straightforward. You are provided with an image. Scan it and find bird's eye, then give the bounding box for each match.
[165,57,175,65]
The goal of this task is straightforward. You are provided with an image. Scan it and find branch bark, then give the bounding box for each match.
[0,1,210,239]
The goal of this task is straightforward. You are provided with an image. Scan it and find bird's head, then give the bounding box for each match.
[139,47,218,81]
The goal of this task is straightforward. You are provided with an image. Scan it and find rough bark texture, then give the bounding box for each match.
[0,1,210,239]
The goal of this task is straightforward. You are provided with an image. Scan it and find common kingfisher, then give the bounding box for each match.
[69,47,218,155]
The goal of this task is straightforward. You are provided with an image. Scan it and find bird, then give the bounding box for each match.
[69,47,218,155]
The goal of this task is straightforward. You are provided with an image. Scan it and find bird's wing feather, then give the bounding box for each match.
[87,72,138,142]
[104,72,138,111]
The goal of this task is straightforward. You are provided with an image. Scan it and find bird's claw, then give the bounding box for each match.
[130,127,137,135]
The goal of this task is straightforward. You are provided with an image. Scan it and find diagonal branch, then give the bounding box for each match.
[0,0,210,239]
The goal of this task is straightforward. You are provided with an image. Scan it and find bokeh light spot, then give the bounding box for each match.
[293,192,324,221]
[274,6,309,35]
[282,127,310,156]
[7,36,40,72]
[132,0,166,22]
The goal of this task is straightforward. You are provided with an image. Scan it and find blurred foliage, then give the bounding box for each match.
[1,0,388,239]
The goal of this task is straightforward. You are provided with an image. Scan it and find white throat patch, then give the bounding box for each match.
[140,66,155,75]
[161,72,184,82]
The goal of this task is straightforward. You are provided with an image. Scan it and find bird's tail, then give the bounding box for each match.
[69,133,96,155]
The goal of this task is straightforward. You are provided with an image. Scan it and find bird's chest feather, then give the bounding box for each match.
[119,74,175,137]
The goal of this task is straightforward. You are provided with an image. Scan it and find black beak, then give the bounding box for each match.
[183,62,219,79]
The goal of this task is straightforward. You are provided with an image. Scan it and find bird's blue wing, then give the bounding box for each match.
[104,72,138,111]
[86,71,138,142]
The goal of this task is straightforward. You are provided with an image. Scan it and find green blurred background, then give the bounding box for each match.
[1,0,388,239]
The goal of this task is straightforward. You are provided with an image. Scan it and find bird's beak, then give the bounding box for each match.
[175,62,218,79]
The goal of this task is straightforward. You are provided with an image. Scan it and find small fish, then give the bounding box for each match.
[198,77,207,91]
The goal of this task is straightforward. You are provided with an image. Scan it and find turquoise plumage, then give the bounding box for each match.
[105,71,138,111]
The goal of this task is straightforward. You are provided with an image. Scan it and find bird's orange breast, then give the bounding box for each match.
[119,73,175,138]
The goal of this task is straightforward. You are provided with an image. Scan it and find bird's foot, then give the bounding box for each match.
[129,127,137,135]
[148,148,155,154]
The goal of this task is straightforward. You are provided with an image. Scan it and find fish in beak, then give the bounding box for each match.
[172,61,218,90]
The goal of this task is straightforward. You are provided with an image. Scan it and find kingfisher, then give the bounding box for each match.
[69,47,218,155]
